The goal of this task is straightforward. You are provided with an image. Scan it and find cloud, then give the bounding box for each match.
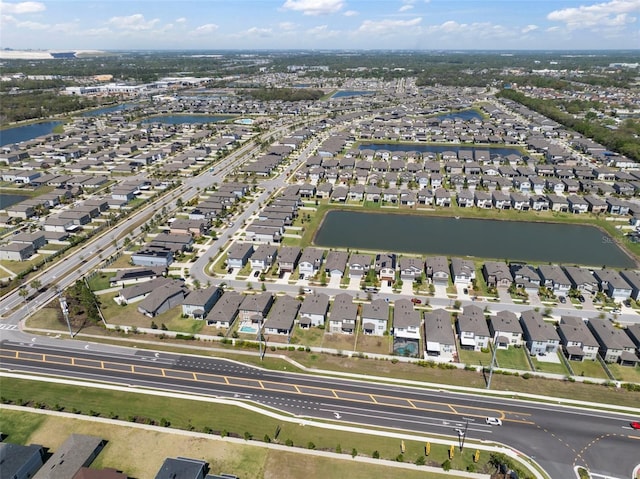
[192,23,218,35]
[281,0,344,15]
[343,10,358,16]
[0,1,45,14]
[246,26,273,36]
[399,5,414,12]
[522,24,539,33]
[175,17,187,24]
[279,21,297,30]
[357,17,422,35]
[107,13,160,31]
[547,0,640,29]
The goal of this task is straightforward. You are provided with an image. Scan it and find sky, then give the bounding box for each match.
[0,0,638,51]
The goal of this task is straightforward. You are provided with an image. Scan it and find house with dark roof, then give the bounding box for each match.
[588,318,638,365]
[298,292,330,328]
[620,270,640,301]
[489,310,524,348]
[564,266,598,293]
[328,293,358,334]
[375,253,396,282]
[393,298,422,340]
[593,269,632,300]
[456,308,490,351]
[264,295,300,335]
[206,291,243,328]
[538,264,571,295]
[238,293,273,323]
[425,256,449,285]
[483,261,512,288]
[226,243,254,270]
[450,257,475,285]
[249,244,278,271]
[398,257,423,282]
[520,310,560,356]
[424,309,456,360]
[557,316,599,361]
[117,277,174,304]
[109,266,165,287]
[154,457,208,479]
[181,286,223,319]
[361,298,389,336]
[325,250,349,278]
[299,247,324,279]
[33,434,106,479]
[277,246,302,273]
[510,264,541,293]
[348,253,372,279]
[0,443,45,479]
[137,281,186,318]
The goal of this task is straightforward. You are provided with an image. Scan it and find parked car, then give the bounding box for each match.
[302,287,314,294]
[463,288,468,295]
[411,298,422,305]
[486,417,502,426]
[559,296,566,304]
[578,295,586,303]
[253,270,260,277]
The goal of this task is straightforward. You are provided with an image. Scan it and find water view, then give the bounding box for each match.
[331,90,374,98]
[434,110,483,121]
[314,210,635,268]
[0,121,62,147]
[81,104,136,117]
[0,194,29,209]
[359,143,522,158]
[140,114,233,125]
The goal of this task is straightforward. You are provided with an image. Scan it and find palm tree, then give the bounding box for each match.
[30,279,42,292]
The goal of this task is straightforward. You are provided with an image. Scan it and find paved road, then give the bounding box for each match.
[1,339,639,479]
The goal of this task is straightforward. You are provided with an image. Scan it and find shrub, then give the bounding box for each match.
[442,459,452,471]
[285,438,294,447]
[244,431,252,441]
[372,450,380,459]
[264,434,271,443]
[415,456,425,466]
[307,441,316,449]
[351,448,358,458]
[335,444,342,454]
[395,454,404,462]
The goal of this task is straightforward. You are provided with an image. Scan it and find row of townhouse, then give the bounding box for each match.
[453,305,640,366]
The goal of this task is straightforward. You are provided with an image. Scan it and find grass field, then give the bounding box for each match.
[569,360,609,379]
[457,349,492,367]
[608,363,640,383]
[531,354,569,375]
[495,347,531,371]
[0,381,505,478]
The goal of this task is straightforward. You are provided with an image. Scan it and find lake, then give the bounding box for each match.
[332,91,374,98]
[434,110,483,121]
[359,143,521,159]
[0,121,62,147]
[313,210,635,268]
[140,115,233,125]
[0,194,29,209]
[81,104,137,117]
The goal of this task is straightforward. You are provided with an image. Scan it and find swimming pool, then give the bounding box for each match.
[239,325,258,334]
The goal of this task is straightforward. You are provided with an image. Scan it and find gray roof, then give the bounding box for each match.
[278,246,302,265]
[183,286,222,308]
[299,292,330,316]
[538,264,571,286]
[457,314,490,337]
[300,247,324,265]
[349,253,372,269]
[154,457,207,479]
[227,242,254,259]
[450,257,475,278]
[250,244,278,262]
[325,250,349,273]
[558,316,599,348]
[208,291,243,323]
[483,261,513,282]
[425,255,448,274]
[393,299,421,328]
[361,298,389,321]
[119,277,173,300]
[239,293,273,314]
[564,266,597,287]
[138,281,186,314]
[424,309,455,345]
[33,434,105,479]
[489,310,523,335]
[620,270,640,291]
[330,293,358,322]
[520,310,560,342]
[0,443,45,479]
[266,295,300,330]
[593,269,632,290]
[588,318,635,350]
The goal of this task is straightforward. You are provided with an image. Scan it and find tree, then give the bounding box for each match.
[30,279,42,292]
[18,287,29,303]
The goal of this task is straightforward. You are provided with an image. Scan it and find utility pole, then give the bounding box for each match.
[486,341,498,389]
[57,289,74,338]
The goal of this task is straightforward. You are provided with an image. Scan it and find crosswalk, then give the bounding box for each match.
[0,324,18,331]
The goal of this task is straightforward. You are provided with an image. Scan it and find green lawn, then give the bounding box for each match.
[608,363,640,383]
[0,379,513,478]
[457,349,492,367]
[569,360,609,379]
[88,272,112,291]
[531,354,569,375]
[495,347,531,371]
[290,326,325,347]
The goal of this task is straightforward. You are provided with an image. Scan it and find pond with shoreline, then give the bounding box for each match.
[313,210,635,268]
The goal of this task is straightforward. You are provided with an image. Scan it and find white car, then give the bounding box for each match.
[486,417,502,426]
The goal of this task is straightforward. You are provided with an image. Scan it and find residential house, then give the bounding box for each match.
[277,246,302,273]
[456,306,490,351]
[0,242,34,261]
[398,257,423,282]
[206,291,243,328]
[131,247,174,268]
[619,270,640,301]
[450,257,475,285]
[348,253,372,280]
[109,266,165,287]
[226,243,254,270]
[264,295,300,335]
[588,318,638,365]
[249,244,278,271]
[137,281,186,318]
[593,268,632,300]
[424,308,456,361]
[483,261,513,288]
[361,298,389,336]
[117,277,174,304]
[557,316,599,361]
[154,457,208,479]
[520,309,560,356]
[511,264,542,293]
[325,250,349,278]
[425,256,449,285]
[238,293,274,323]
[328,293,358,334]
[393,299,421,357]
[538,264,572,296]
[299,247,324,279]
[375,253,396,283]
[298,293,330,328]
[181,286,223,319]
[489,310,524,348]
[564,266,599,293]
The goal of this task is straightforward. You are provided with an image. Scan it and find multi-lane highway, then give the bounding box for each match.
[1,339,639,479]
